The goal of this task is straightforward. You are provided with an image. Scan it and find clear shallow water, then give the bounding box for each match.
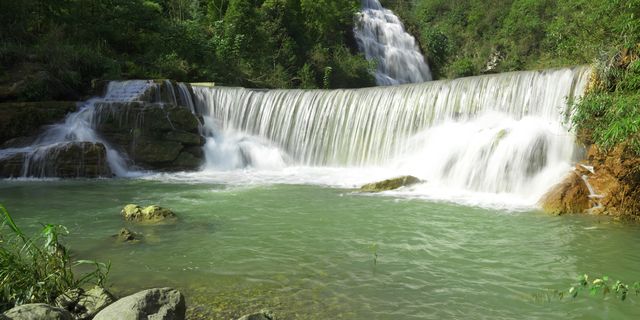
[1,177,640,319]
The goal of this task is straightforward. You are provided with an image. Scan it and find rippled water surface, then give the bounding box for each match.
[2,178,640,319]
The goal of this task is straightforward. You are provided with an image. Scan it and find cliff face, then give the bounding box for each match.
[540,142,640,220]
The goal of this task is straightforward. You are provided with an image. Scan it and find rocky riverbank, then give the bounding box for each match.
[540,47,640,221]
[540,142,640,221]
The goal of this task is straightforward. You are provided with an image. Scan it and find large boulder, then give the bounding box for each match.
[55,287,116,320]
[361,175,422,192]
[540,142,640,220]
[539,171,590,215]
[0,142,112,178]
[121,204,177,223]
[3,303,72,320]
[93,101,204,171]
[93,288,185,320]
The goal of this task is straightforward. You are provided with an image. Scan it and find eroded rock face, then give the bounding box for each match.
[121,204,177,223]
[93,101,204,171]
[0,101,77,145]
[0,142,111,178]
[539,142,640,220]
[3,303,72,320]
[361,175,422,192]
[93,288,185,320]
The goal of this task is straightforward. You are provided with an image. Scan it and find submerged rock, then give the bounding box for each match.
[237,309,277,320]
[55,287,116,320]
[121,204,176,223]
[93,287,185,320]
[3,303,72,320]
[114,227,142,242]
[361,175,422,192]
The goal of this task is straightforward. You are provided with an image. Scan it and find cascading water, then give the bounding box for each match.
[0,80,195,178]
[354,0,432,85]
[192,67,591,206]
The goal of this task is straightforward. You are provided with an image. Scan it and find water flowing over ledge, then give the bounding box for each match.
[0,67,592,209]
[192,67,591,207]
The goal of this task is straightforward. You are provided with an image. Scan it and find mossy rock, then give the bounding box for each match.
[173,151,202,169]
[121,204,177,223]
[131,140,183,164]
[164,131,205,146]
[361,175,422,192]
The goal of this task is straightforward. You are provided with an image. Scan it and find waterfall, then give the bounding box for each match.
[192,67,591,200]
[354,0,432,85]
[0,80,195,178]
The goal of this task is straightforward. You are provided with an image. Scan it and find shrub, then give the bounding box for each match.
[571,47,640,154]
[448,58,476,78]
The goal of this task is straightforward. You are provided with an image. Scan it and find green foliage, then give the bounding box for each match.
[419,28,451,78]
[0,0,373,98]
[535,274,640,302]
[449,58,476,78]
[370,243,378,265]
[387,0,640,78]
[571,48,640,153]
[0,204,110,312]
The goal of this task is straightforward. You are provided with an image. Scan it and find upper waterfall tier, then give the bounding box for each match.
[354,0,432,85]
[192,67,591,168]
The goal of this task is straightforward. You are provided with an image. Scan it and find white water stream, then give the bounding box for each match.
[354,0,432,85]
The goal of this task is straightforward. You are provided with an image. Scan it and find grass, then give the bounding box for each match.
[0,204,109,312]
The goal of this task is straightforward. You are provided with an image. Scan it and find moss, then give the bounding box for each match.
[361,176,422,192]
[121,204,177,224]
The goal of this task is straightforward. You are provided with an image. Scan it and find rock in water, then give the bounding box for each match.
[539,172,590,215]
[121,204,177,223]
[93,288,185,320]
[361,176,422,192]
[114,227,141,242]
[55,287,116,320]
[3,303,72,320]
